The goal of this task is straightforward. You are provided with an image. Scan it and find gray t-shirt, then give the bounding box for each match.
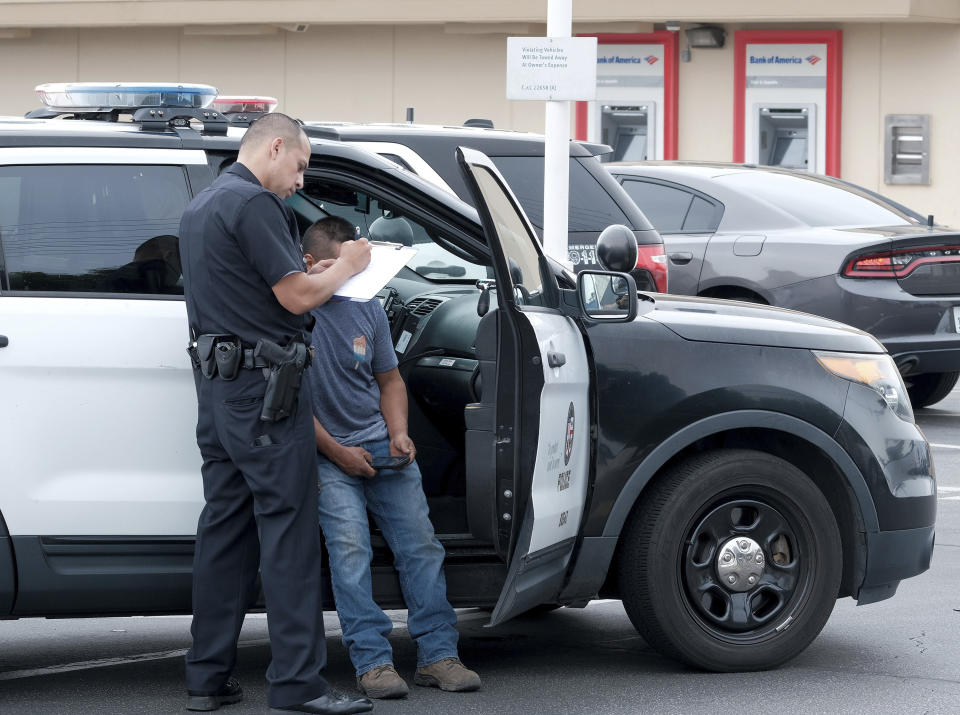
[309,298,398,446]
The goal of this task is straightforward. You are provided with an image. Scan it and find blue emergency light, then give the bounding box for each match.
[35,82,218,110]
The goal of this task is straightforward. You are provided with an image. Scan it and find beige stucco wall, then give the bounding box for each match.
[0,25,546,131]
[870,23,960,224]
[837,22,960,224]
[676,31,735,162]
[1,20,958,223]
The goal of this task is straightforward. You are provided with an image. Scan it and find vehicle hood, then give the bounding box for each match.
[641,294,885,353]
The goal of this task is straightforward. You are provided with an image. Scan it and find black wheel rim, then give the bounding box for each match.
[679,489,814,643]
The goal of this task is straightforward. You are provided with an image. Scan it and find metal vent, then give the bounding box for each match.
[885,114,930,185]
[406,297,443,316]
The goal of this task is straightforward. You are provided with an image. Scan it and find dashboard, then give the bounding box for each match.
[376,267,498,437]
[378,267,493,362]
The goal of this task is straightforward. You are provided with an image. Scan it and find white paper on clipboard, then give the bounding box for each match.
[334,243,418,301]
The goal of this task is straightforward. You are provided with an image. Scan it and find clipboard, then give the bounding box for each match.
[333,241,418,301]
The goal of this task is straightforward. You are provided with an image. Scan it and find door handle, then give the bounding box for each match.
[0,335,7,348]
[547,351,566,368]
[668,252,693,265]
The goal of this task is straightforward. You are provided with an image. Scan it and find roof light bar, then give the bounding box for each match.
[35,82,218,110]
[210,96,278,115]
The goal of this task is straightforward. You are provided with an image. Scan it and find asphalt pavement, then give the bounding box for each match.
[1,387,958,715]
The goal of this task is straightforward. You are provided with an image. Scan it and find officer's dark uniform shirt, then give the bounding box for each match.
[180,162,307,346]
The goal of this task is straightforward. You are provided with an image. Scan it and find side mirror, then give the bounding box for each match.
[577,270,637,322]
[596,224,638,273]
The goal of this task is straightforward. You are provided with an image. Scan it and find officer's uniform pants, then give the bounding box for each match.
[186,368,328,708]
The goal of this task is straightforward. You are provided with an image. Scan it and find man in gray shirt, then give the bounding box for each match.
[303,217,481,700]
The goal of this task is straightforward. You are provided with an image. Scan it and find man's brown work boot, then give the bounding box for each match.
[357,664,409,699]
[413,657,482,692]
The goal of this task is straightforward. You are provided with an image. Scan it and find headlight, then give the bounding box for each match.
[813,350,914,423]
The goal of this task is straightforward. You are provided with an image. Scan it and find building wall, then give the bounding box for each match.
[0,25,546,131]
[676,30,735,162]
[1,21,958,223]
[875,23,960,225]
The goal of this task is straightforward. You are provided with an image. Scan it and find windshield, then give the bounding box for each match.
[717,171,920,228]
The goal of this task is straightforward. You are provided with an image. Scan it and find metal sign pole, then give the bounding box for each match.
[543,0,572,267]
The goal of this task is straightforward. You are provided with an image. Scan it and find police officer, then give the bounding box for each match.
[179,113,374,715]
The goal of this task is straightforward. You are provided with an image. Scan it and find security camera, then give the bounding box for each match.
[665,20,681,32]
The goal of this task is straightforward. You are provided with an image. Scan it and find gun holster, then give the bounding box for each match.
[255,338,311,423]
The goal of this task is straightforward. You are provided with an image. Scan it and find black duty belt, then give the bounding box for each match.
[187,333,312,381]
[188,333,312,422]
[187,335,270,379]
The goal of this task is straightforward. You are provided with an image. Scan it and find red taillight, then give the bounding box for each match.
[844,245,960,278]
[637,244,668,293]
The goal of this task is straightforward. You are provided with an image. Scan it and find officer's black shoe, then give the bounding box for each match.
[185,677,243,711]
[269,688,374,714]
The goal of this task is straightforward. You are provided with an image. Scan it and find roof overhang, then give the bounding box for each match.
[0,0,959,30]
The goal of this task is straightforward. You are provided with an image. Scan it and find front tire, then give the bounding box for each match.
[906,371,959,409]
[617,449,842,671]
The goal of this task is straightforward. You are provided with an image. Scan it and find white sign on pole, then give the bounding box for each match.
[506,36,597,101]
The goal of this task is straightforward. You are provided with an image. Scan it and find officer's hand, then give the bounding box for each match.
[339,238,372,275]
[307,258,337,275]
[389,433,416,462]
[333,445,376,478]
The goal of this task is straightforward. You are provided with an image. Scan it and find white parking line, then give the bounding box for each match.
[931,443,960,450]
[0,639,266,681]
[0,615,415,682]
[938,486,960,501]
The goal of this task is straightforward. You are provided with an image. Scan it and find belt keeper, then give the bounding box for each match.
[242,348,269,370]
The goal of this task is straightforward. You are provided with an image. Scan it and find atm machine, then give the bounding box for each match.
[754,104,816,171]
[599,104,655,162]
[738,38,834,175]
[585,43,666,162]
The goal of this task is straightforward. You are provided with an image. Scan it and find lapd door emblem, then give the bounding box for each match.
[564,402,575,466]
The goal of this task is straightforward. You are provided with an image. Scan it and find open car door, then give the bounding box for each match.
[457,147,591,626]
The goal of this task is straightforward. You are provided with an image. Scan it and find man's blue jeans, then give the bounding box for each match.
[316,437,459,676]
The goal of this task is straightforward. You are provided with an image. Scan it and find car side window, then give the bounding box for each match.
[300,177,372,234]
[683,196,721,233]
[0,164,190,296]
[490,156,631,232]
[293,178,490,281]
[620,180,692,234]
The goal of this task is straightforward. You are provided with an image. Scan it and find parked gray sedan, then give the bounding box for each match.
[608,162,960,407]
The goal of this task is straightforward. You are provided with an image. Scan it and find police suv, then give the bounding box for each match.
[0,84,936,672]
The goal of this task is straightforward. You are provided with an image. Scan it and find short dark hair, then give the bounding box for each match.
[303,216,356,260]
[239,112,305,151]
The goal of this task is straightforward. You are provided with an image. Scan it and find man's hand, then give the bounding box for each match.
[273,239,371,313]
[339,238,372,275]
[389,433,416,462]
[307,258,337,275]
[333,445,376,478]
